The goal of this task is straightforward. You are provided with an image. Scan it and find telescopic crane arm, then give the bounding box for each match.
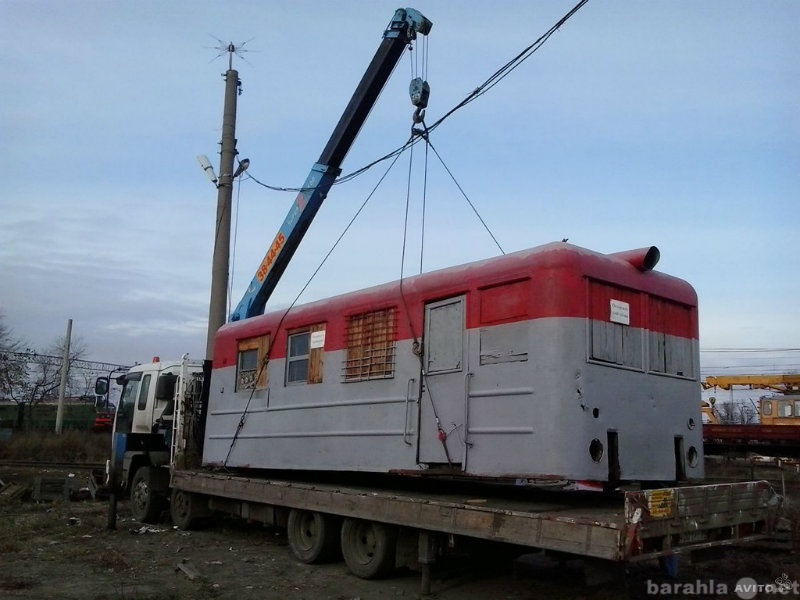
[231,8,432,322]
[702,374,800,394]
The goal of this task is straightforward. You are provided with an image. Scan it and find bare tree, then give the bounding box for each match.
[0,314,88,413]
[23,335,89,406]
[737,400,757,424]
[716,402,737,424]
[0,312,29,403]
[716,400,757,424]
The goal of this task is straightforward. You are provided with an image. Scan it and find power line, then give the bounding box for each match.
[700,348,800,353]
[243,0,590,193]
[1,351,131,373]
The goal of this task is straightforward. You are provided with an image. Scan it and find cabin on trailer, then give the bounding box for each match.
[759,395,800,426]
[203,241,703,488]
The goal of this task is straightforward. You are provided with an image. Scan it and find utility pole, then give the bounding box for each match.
[205,56,241,361]
[55,318,72,434]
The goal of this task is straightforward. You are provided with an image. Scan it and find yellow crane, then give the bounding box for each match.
[702,374,800,426]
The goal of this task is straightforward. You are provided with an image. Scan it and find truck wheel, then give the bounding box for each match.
[287,509,341,563]
[171,489,203,530]
[130,467,163,523]
[340,518,397,579]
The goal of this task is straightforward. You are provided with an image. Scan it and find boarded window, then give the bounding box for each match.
[479,279,529,324]
[236,334,270,391]
[589,281,643,369]
[648,297,694,378]
[344,308,397,382]
[286,324,325,385]
[479,326,528,365]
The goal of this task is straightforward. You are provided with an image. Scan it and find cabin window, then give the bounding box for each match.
[236,334,270,391]
[762,401,773,416]
[136,374,151,411]
[648,296,694,378]
[779,401,793,418]
[588,281,643,369]
[286,324,325,385]
[344,308,397,382]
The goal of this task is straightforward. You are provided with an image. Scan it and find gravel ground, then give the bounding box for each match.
[1,467,798,600]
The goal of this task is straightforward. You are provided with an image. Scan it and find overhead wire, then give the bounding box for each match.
[425,0,589,136]
[701,348,800,353]
[242,0,590,194]
[228,173,244,318]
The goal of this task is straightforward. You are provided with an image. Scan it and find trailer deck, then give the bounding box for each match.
[172,470,777,564]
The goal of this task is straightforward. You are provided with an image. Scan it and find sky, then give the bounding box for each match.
[1,0,798,379]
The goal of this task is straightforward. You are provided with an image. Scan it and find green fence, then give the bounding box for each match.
[0,403,100,431]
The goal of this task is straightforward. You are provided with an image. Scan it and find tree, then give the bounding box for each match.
[0,313,88,411]
[0,312,28,402]
[716,399,757,424]
[22,335,89,407]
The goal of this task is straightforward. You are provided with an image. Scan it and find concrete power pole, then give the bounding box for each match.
[55,318,72,434]
[205,66,241,361]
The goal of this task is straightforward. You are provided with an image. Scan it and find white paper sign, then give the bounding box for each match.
[609,299,630,325]
[309,330,326,349]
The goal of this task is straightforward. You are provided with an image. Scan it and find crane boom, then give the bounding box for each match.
[702,374,800,393]
[231,8,432,322]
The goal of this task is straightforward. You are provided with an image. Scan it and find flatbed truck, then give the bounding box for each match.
[104,8,780,592]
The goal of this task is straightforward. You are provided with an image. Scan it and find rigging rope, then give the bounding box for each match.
[219,0,595,465]
[424,130,505,255]
[400,95,455,467]
[221,139,411,466]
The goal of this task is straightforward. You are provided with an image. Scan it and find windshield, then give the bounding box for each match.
[114,372,142,433]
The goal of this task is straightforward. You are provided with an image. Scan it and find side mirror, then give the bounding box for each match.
[95,377,109,396]
[156,372,177,402]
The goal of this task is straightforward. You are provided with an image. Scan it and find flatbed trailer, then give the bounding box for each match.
[169,469,777,592]
[704,423,800,457]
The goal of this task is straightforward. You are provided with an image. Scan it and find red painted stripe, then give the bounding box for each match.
[214,243,698,369]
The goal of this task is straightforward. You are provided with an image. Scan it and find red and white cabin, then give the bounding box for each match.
[204,242,703,488]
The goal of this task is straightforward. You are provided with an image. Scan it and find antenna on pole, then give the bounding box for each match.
[207,36,256,72]
[202,37,255,361]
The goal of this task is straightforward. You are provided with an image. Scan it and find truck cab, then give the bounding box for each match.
[108,357,206,521]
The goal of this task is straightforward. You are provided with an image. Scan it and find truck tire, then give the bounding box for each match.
[287,509,341,563]
[171,489,204,530]
[340,518,397,579]
[130,467,163,523]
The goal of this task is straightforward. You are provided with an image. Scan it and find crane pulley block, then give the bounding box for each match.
[409,77,430,109]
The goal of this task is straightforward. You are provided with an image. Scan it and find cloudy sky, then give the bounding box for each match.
[1,0,797,377]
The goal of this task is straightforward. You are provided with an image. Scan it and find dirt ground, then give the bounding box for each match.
[1,467,799,600]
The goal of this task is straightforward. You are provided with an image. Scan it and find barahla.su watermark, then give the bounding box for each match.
[646,573,798,597]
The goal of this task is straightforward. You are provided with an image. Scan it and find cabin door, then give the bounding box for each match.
[418,295,468,468]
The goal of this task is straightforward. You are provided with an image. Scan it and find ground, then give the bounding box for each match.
[1,467,799,600]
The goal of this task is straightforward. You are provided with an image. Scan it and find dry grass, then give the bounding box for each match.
[0,430,111,463]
